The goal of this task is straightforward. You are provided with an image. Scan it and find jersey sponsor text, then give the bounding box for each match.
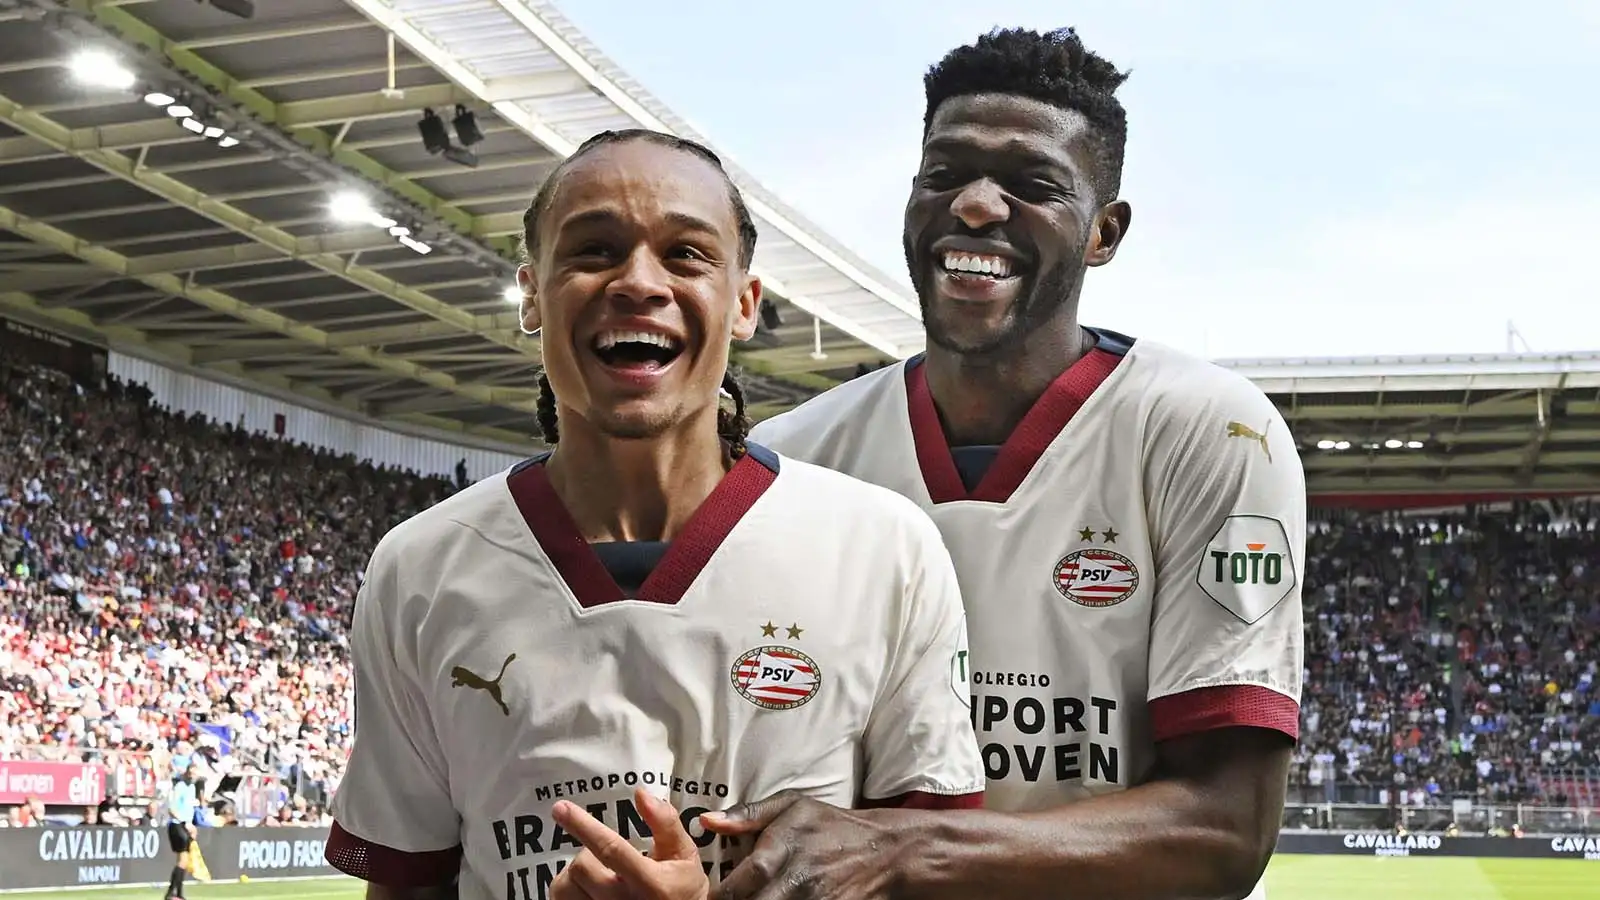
[492,774,748,900]
[971,686,1121,785]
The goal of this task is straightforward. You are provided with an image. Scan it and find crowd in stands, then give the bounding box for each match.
[1,358,1596,829]
[1295,503,1599,806]
[0,360,457,826]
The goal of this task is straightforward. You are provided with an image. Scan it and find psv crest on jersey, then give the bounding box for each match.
[731,629,821,711]
[1053,534,1140,608]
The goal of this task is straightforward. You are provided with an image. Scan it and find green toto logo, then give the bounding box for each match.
[1207,545,1285,585]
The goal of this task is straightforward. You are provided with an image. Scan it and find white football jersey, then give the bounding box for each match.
[752,330,1304,900]
[326,445,983,900]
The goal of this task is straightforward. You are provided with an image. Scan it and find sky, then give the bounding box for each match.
[553,0,1599,360]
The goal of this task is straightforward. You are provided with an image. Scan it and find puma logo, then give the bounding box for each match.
[1225,420,1272,463]
[450,652,517,716]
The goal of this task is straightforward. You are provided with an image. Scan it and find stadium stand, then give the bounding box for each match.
[0,359,460,828]
[2,357,1596,835]
[1294,508,1598,811]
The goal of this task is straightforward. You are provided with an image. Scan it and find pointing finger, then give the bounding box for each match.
[634,788,699,862]
[551,800,653,884]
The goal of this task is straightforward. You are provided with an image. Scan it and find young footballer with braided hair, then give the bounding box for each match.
[325,129,982,900]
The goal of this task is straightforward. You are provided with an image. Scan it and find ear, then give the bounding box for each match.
[1084,200,1132,268]
[516,264,540,334]
[730,275,762,342]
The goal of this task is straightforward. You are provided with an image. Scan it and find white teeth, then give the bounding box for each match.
[941,252,1014,278]
[594,329,682,351]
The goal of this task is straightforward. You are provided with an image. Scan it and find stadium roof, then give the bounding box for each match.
[3,1,1595,506]
[0,0,913,447]
[1224,351,1600,503]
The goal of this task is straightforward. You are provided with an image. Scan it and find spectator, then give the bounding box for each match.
[0,360,452,823]
[1294,505,1598,804]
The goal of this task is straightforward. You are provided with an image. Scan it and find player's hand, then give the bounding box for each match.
[702,791,899,900]
[549,786,709,900]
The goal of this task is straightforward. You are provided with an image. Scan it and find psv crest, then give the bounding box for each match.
[1054,526,1139,608]
[732,623,821,711]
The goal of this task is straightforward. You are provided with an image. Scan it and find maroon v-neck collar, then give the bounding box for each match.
[506,450,778,609]
[905,348,1124,505]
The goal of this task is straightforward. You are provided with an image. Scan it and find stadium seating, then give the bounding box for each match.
[1,359,1596,826]
[1293,508,1598,811]
[1,360,457,826]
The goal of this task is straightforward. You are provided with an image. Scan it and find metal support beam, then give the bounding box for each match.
[0,90,535,360]
[397,352,520,364]
[1280,396,1539,422]
[189,340,317,364]
[176,15,372,51]
[343,0,922,359]
[0,287,533,447]
[1302,449,1593,473]
[1308,471,1600,496]
[480,72,587,102]
[237,60,432,90]
[1,264,114,292]
[78,3,521,261]
[1518,374,1569,480]
[326,314,520,348]
[371,395,474,416]
[0,231,405,293]
[276,84,476,129]
[0,202,535,414]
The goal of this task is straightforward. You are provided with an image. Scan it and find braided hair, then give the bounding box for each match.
[524,128,759,459]
[534,369,752,459]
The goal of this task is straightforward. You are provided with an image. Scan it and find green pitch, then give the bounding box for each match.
[15,856,1600,899]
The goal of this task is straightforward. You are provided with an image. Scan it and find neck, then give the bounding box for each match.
[923,309,1089,446]
[544,408,729,543]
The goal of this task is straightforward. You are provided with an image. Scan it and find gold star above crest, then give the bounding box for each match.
[1078,526,1096,541]
[760,621,777,638]
[1102,528,1119,543]
[786,623,804,640]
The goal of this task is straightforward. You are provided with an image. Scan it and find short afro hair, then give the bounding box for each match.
[923,27,1130,201]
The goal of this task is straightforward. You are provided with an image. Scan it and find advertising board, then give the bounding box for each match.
[0,761,107,807]
[0,826,339,890]
[1276,831,1600,860]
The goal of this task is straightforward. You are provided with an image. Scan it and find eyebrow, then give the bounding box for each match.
[923,136,1068,172]
[556,208,725,237]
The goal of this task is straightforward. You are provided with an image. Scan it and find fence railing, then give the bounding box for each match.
[1291,766,1599,806]
[4,744,326,825]
[1282,801,1594,836]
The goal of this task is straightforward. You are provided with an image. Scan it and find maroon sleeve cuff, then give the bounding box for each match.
[1148,684,1299,743]
[860,790,984,810]
[326,820,462,887]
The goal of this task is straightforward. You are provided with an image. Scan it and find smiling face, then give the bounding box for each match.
[904,92,1123,357]
[518,140,760,442]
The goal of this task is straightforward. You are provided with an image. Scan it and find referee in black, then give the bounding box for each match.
[163,767,199,900]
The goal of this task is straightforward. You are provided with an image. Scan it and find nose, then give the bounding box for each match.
[950,178,1011,231]
[608,246,672,306]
